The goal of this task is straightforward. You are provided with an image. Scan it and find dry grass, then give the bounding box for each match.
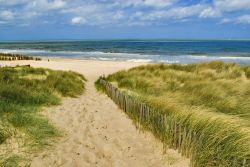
[98,61,250,166]
[0,66,86,166]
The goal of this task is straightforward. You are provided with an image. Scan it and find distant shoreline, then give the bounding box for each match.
[1,52,250,65]
[1,39,250,64]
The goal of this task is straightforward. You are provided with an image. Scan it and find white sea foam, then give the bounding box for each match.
[159,60,180,64]
[0,49,145,57]
[126,59,153,63]
[0,49,250,64]
[218,56,250,60]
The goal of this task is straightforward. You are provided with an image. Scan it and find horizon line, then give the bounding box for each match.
[1,38,250,42]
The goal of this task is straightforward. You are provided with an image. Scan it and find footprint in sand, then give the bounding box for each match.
[29,61,189,167]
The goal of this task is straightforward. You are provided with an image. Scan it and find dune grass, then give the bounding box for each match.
[0,66,86,166]
[96,61,250,166]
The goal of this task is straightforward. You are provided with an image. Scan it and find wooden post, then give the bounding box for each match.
[242,159,246,167]
[139,103,143,122]
[182,126,187,156]
[178,124,182,153]
[173,120,176,149]
[99,79,200,166]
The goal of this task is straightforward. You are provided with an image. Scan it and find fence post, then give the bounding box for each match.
[99,79,201,167]
[242,159,246,167]
[178,124,182,153]
[182,126,187,156]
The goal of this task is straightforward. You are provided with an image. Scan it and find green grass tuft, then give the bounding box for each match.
[99,61,250,166]
[0,66,86,166]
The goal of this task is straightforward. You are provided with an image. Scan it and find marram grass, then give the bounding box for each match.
[0,66,86,166]
[96,61,250,167]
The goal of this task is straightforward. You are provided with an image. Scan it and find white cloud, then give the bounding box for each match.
[0,0,250,27]
[114,0,176,8]
[237,15,250,24]
[143,0,176,8]
[71,16,86,25]
[0,0,67,10]
[139,4,207,21]
[61,4,98,14]
[113,11,125,20]
[0,0,29,6]
[0,11,14,20]
[199,7,221,18]
[215,0,250,12]
[220,18,232,24]
[172,4,206,19]
[27,0,67,11]
[219,15,250,25]
[63,3,127,26]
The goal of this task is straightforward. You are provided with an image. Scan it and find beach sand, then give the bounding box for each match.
[1,59,189,167]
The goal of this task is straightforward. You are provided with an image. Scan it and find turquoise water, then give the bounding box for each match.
[0,40,250,64]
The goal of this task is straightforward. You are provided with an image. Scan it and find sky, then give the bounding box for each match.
[0,0,250,40]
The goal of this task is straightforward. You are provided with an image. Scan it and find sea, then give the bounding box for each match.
[0,39,250,64]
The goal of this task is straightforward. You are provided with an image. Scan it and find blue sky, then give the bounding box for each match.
[0,0,250,40]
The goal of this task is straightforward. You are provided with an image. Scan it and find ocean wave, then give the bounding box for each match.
[0,49,145,57]
[1,49,250,64]
[159,60,180,63]
[218,56,250,60]
[126,59,153,63]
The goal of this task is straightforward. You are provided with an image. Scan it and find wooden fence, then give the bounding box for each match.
[98,78,199,166]
[98,78,248,167]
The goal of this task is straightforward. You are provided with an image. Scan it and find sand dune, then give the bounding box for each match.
[1,59,189,167]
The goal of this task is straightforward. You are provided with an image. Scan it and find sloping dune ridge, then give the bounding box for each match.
[1,59,189,167]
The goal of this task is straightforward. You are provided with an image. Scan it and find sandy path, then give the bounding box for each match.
[2,59,189,167]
